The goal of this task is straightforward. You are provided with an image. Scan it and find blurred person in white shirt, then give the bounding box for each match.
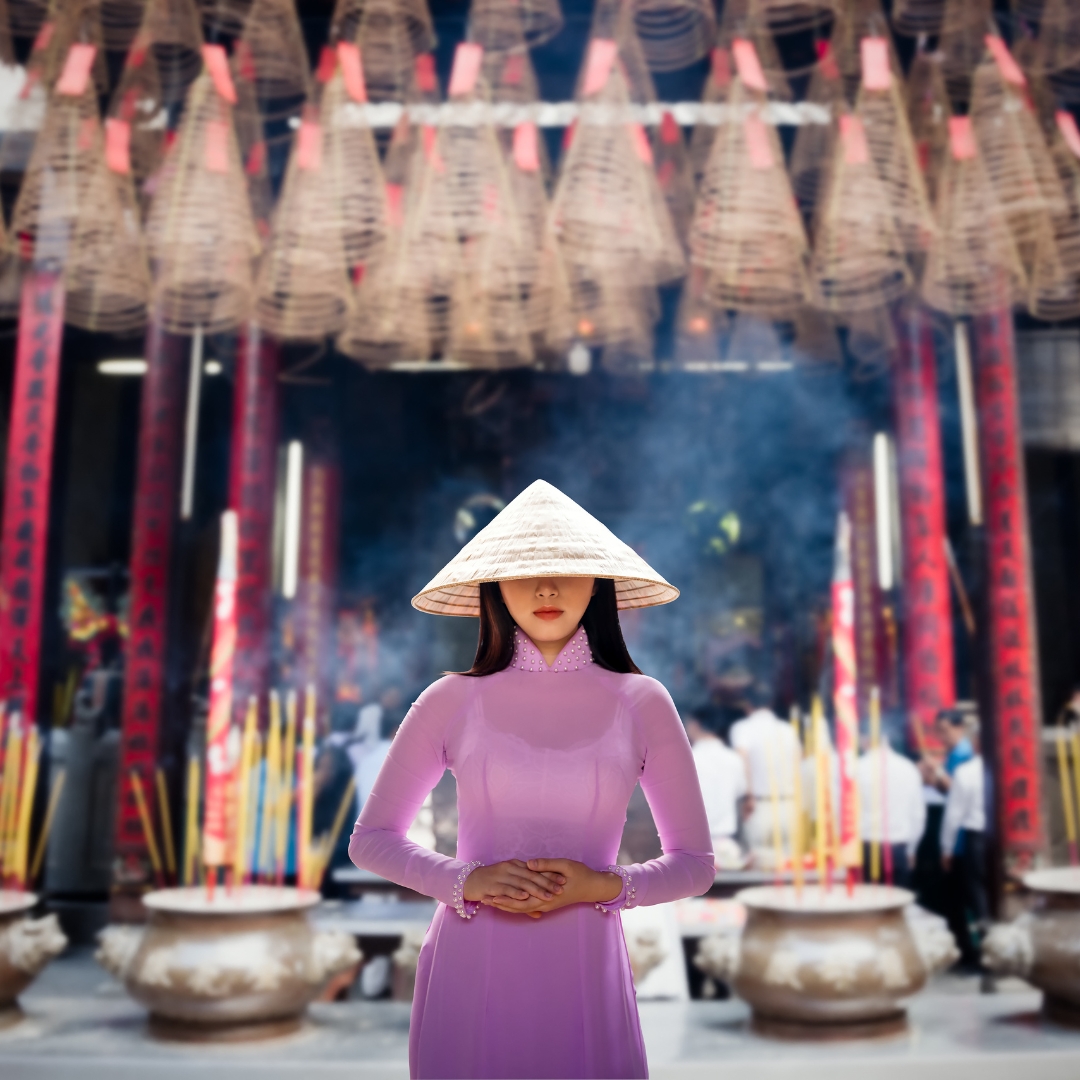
[856,733,926,890]
[685,704,748,870]
[729,684,801,869]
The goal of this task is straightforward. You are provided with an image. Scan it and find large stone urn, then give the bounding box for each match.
[983,867,1080,1027]
[695,884,958,1038]
[96,886,361,1041]
[0,891,68,1029]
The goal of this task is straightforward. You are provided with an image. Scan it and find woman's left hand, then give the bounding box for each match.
[482,859,623,918]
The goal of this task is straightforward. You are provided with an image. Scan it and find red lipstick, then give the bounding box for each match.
[533,607,563,621]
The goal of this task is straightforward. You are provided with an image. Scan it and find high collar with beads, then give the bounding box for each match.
[511,625,594,673]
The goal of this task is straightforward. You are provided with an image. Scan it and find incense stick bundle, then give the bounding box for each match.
[183,756,200,886]
[277,691,298,882]
[131,770,165,887]
[155,767,177,880]
[233,697,258,884]
[1057,725,1078,864]
[29,769,65,885]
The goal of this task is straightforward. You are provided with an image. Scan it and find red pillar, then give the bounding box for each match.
[843,446,882,719]
[893,305,956,749]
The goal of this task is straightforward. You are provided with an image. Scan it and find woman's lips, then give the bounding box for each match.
[533,608,564,621]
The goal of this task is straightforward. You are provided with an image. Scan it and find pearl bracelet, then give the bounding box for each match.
[452,860,484,919]
[595,864,636,912]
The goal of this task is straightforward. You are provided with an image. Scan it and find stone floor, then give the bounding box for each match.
[2,949,1080,1079]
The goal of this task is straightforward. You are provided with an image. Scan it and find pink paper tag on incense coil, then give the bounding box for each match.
[513,121,540,172]
[338,42,368,102]
[56,43,97,96]
[582,39,618,96]
[840,114,869,165]
[732,38,767,92]
[711,47,731,88]
[660,111,679,145]
[315,45,336,84]
[386,182,404,227]
[817,40,840,81]
[1057,110,1080,159]
[503,52,525,86]
[986,34,1026,87]
[414,53,437,93]
[744,113,773,169]
[629,123,653,165]
[126,34,149,72]
[861,37,891,91]
[105,118,131,174]
[949,115,977,160]
[448,42,483,97]
[202,43,237,104]
[204,119,231,173]
[246,139,266,176]
[562,118,577,151]
[31,20,54,55]
[422,125,444,173]
[297,120,322,170]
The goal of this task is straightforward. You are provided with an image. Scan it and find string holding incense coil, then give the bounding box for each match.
[65,145,151,333]
[688,76,809,319]
[969,49,1066,272]
[921,117,1027,315]
[789,41,844,213]
[254,109,354,341]
[552,61,683,289]
[330,0,436,55]
[939,0,993,107]
[237,0,311,115]
[809,112,912,312]
[630,0,716,73]
[905,47,951,208]
[1027,115,1080,321]
[144,71,261,333]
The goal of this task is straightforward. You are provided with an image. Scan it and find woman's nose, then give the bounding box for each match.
[534,578,558,598]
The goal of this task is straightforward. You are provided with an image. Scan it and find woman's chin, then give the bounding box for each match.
[519,619,578,643]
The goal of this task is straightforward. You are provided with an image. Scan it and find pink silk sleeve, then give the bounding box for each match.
[348,679,475,908]
[613,678,716,908]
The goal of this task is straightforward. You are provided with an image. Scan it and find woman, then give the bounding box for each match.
[349,480,714,1079]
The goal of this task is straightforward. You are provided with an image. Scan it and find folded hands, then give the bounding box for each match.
[462,859,624,920]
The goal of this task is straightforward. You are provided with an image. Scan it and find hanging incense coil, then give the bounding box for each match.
[466,0,562,52]
[855,59,936,255]
[552,62,683,288]
[939,0,993,107]
[100,0,147,51]
[969,50,1066,271]
[254,110,354,341]
[8,0,46,38]
[232,53,274,236]
[198,0,252,36]
[689,77,809,318]
[482,46,541,107]
[1019,0,1080,104]
[139,0,204,94]
[630,0,716,73]
[65,149,151,332]
[755,0,837,35]
[715,0,790,101]
[330,0,436,55]
[921,117,1026,315]
[831,0,896,96]
[890,0,945,37]
[144,71,261,333]
[583,0,656,106]
[354,0,437,104]
[788,43,844,213]
[1027,115,1080,320]
[237,0,311,115]
[37,0,109,96]
[674,265,727,369]
[905,47,950,207]
[690,47,733,182]
[809,112,912,312]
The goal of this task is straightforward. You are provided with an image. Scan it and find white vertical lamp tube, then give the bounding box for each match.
[954,320,984,527]
[281,440,304,600]
[873,432,895,592]
[179,326,204,521]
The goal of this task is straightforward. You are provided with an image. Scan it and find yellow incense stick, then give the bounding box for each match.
[233,697,258,884]
[155,768,177,879]
[298,686,317,888]
[765,728,784,874]
[0,716,24,878]
[183,757,200,886]
[130,771,164,881]
[869,688,882,883]
[311,778,357,889]
[277,690,298,880]
[789,707,804,896]
[1056,726,1077,853]
[245,731,263,881]
[1071,728,1080,853]
[259,692,283,880]
[13,727,40,886]
[29,769,65,884]
[812,698,827,885]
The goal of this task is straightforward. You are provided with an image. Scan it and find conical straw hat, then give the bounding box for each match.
[412,480,679,616]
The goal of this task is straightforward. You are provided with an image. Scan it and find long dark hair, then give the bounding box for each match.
[459,578,641,676]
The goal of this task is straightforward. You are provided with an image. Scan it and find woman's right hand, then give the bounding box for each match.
[462,859,565,905]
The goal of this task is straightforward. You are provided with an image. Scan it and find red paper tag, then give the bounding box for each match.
[711,47,731,88]
[861,37,891,91]
[660,111,680,145]
[582,38,618,96]
[448,42,483,97]
[203,43,237,104]
[502,52,525,86]
[414,53,437,93]
[246,140,266,176]
[949,115,977,160]
[297,120,322,170]
[105,118,131,174]
[562,118,577,151]
[513,121,540,172]
[386,182,404,227]
[126,34,148,72]
[422,125,444,173]
[315,45,336,84]
[204,119,230,173]
[840,113,869,165]
[234,38,255,82]
[733,38,767,93]
[1057,110,1080,159]
[985,34,1026,87]
[817,40,839,81]
[338,42,367,102]
[31,20,54,55]
[56,43,97,97]
[744,113,773,169]
[629,123,653,165]
[353,263,366,287]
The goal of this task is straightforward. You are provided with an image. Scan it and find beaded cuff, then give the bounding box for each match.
[594,864,636,913]
[452,860,484,919]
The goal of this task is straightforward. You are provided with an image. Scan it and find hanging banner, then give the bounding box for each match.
[229,325,279,728]
[844,449,881,718]
[972,308,1044,866]
[113,322,188,886]
[0,270,65,725]
[893,305,955,749]
[296,454,340,731]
